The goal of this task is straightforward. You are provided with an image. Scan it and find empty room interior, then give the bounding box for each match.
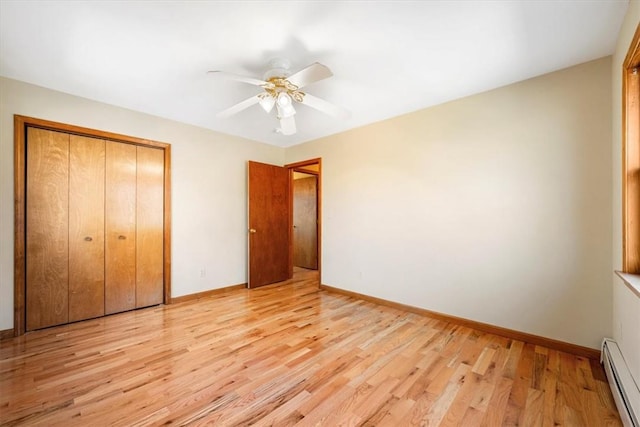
[1,1,640,425]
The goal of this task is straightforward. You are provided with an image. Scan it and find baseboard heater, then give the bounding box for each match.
[601,338,640,427]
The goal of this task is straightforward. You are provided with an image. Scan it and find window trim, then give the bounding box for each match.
[623,24,640,274]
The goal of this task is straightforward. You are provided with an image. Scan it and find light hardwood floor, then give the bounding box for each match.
[1,269,621,426]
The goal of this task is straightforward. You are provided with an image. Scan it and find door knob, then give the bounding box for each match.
[118,235,126,240]
[84,236,92,242]
[249,229,257,233]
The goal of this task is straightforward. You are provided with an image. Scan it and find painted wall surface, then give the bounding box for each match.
[611,2,640,385]
[0,77,285,330]
[0,55,619,352]
[287,57,613,349]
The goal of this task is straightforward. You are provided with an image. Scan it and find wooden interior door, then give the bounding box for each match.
[26,128,70,330]
[68,135,105,322]
[105,141,137,314]
[136,146,165,307]
[293,175,318,269]
[248,161,290,288]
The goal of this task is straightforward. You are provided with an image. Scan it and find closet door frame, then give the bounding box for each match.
[14,115,172,336]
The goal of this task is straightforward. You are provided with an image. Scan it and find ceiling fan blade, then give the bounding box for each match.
[300,93,350,120]
[217,94,261,119]
[286,63,333,89]
[207,71,269,87]
[279,116,297,135]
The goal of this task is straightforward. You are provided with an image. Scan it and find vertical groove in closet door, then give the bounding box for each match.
[26,128,70,331]
[68,135,105,322]
[136,146,164,308]
[105,141,137,314]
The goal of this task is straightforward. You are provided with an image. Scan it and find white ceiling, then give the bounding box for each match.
[0,1,629,147]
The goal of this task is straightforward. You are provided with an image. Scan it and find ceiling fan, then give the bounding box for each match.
[209,58,349,135]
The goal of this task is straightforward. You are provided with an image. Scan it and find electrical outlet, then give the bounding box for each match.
[200,269,206,278]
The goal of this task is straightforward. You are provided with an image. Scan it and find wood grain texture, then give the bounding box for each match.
[623,23,640,273]
[14,115,170,148]
[0,329,14,341]
[170,283,246,304]
[13,116,27,336]
[68,135,105,322]
[286,158,322,282]
[0,269,620,426]
[293,176,318,270]
[162,145,172,304]
[624,69,640,273]
[248,161,291,288]
[136,146,165,308]
[14,115,172,335]
[26,128,70,331]
[105,141,137,314]
[320,284,602,360]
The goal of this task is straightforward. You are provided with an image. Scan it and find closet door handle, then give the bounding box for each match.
[118,235,126,240]
[84,236,93,242]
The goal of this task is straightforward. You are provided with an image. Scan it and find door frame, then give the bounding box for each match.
[285,158,321,283]
[13,115,172,336]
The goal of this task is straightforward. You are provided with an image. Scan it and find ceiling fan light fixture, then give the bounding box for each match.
[277,92,292,107]
[276,94,296,118]
[212,60,347,136]
[258,94,275,113]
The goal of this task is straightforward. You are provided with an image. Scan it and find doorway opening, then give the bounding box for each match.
[286,159,321,283]
[246,158,321,288]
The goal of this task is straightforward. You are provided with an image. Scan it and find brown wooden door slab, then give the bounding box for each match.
[26,128,70,330]
[136,146,165,307]
[68,135,105,322]
[248,161,290,288]
[293,176,318,269]
[105,141,137,314]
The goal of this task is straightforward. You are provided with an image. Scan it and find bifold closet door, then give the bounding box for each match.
[68,135,105,322]
[26,128,69,331]
[135,146,164,308]
[105,141,137,314]
[25,128,166,329]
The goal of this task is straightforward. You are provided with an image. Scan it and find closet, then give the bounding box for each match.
[23,124,167,331]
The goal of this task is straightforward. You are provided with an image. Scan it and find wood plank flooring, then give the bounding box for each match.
[0,269,621,426]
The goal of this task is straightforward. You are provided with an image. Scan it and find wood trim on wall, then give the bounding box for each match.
[0,329,15,341]
[285,158,322,285]
[293,168,319,176]
[623,24,640,273]
[13,115,172,336]
[163,145,172,304]
[13,117,26,337]
[170,283,247,304]
[320,284,601,360]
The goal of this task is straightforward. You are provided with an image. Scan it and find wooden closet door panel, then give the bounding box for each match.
[26,128,69,330]
[68,135,105,322]
[136,146,164,308]
[105,141,137,314]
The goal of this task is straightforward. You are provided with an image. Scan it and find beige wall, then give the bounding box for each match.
[0,55,619,351]
[611,2,640,385]
[0,77,285,330]
[287,57,613,349]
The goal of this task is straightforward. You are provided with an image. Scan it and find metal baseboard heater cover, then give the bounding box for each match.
[601,338,640,427]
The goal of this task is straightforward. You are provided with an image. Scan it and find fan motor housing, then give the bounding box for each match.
[263,58,291,80]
